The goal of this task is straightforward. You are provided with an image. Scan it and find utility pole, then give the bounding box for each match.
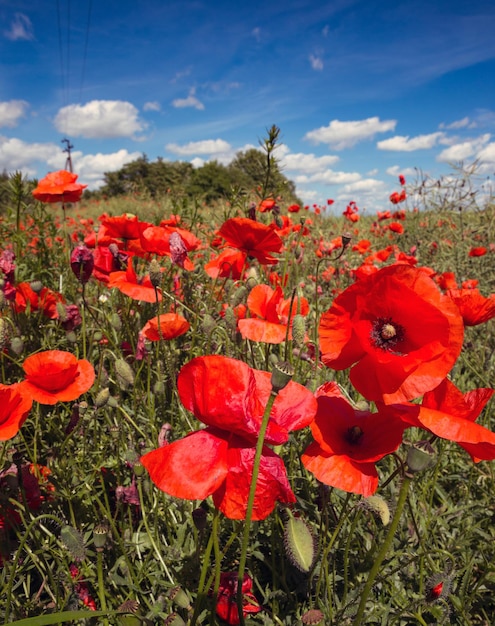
[62,138,74,173]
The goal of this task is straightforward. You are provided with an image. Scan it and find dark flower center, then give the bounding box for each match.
[346,425,364,445]
[370,317,405,352]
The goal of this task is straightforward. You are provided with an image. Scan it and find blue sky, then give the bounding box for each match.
[1,0,495,211]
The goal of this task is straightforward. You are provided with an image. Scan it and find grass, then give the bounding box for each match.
[0,164,494,626]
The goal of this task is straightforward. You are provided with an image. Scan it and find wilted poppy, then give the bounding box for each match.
[389,378,495,462]
[19,350,95,405]
[319,265,464,404]
[238,284,309,344]
[141,356,317,520]
[108,259,162,303]
[217,218,283,265]
[141,313,190,340]
[301,382,405,496]
[0,383,33,440]
[215,572,262,625]
[446,288,495,326]
[32,170,87,204]
[70,244,94,284]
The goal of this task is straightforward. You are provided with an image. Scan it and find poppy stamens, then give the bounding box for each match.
[370,317,405,352]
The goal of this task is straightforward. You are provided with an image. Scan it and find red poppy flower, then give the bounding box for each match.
[141,313,190,340]
[435,271,458,291]
[469,246,487,257]
[217,218,283,265]
[0,383,33,440]
[390,378,495,462]
[258,198,277,213]
[100,214,150,242]
[238,284,309,344]
[19,350,95,405]
[319,265,464,404]
[140,225,200,270]
[141,356,317,520]
[287,204,301,213]
[301,382,405,496]
[15,282,65,319]
[215,572,262,625]
[446,288,495,326]
[205,248,247,279]
[32,170,87,204]
[399,174,406,186]
[108,259,162,303]
[389,222,404,234]
[389,190,406,204]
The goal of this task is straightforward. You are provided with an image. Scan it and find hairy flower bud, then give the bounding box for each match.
[148,259,162,287]
[115,359,135,390]
[291,314,306,347]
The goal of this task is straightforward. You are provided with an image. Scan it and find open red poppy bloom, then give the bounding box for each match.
[19,350,95,405]
[15,282,65,319]
[100,214,151,242]
[301,382,405,496]
[468,246,487,257]
[388,378,495,461]
[238,284,309,344]
[139,225,200,270]
[141,356,317,520]
[0,383,33,440]
[108,259,162,302]
[319,265,464,404]
[32,170,87,204]
[217,218,283,265]
[141,313,190,340]
[446,288,495,326]
[205,248,247,279]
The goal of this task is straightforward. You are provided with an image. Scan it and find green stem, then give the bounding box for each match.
[96,551,109,626]
[190,510,219,626]
[352,475,412,626]
[236,390,279,625]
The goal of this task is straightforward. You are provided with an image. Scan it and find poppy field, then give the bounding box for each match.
[0,153,495,626]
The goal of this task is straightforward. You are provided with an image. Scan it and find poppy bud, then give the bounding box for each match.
[10,336,24,355]
[292,314,306,347]
[95,388,110,409]
[70,244,94,284]
[148,259,162,287]
[271,361,294,392]
[0,318,9,350]
[115,359,135,390]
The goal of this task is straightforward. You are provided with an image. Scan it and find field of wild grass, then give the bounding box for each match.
[0,162,494,626]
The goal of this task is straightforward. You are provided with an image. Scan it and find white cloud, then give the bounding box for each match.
[166,139,232,156]
[386,165,417,178]
[172,87,204,111]
[305,117,396,150]
[280,152,339,173]
[341,178,386,195]
[0,136,61,172]
[478,142,495,164]
[4,13,34,41]
[437,133,491,162]
[309,54,324,71]
[439,116,473,130]
[295,170,361,185]
[0,100,29,128]
[377,132,445,152]
[54,100,146,139]
[72,149,142,188]
[143,101,161,112]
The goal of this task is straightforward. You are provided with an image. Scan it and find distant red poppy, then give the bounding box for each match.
[435,271,458,291]
[301,382,405,496]
[258,198,277,213]
[319,265,464,404]
[389,190,406,204]
[238,284,309,344]
[0,383,33,440]
[399,174,406,186]
[218,218,283,265]
[19,350,95,405]
[446,288,495,326]
[141,313,190,340]
[215,572,262,625]
[390,378,495,462]
[100,214,150,242]
[141,356,317,520]
[287,204,301,213]
[108,259,162,302]
[15,282,65,319]
[388,222,404,234]
[327,199,334,205]
[469,246,487,257]
[32,170,87,204]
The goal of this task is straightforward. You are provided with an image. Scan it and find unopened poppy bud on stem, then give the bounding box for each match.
[148,259,162,288]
